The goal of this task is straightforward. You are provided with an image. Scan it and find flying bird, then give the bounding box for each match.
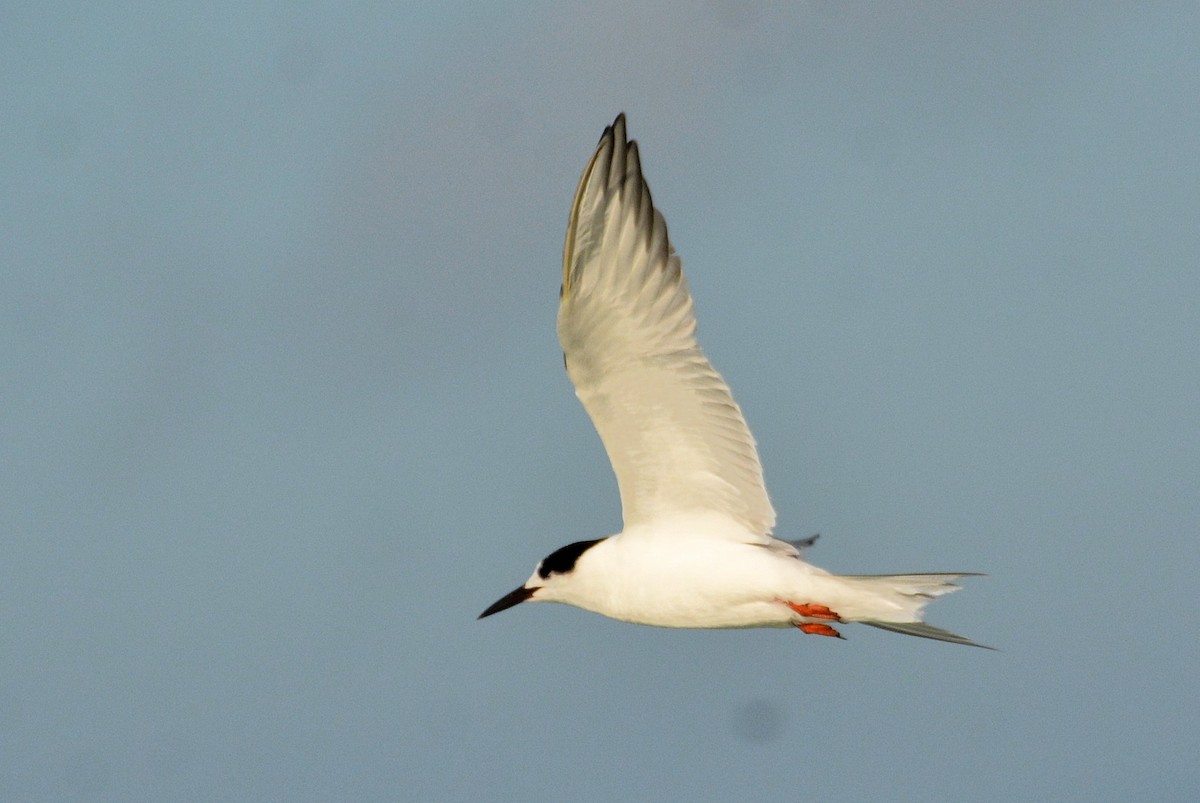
[480,114,987,647]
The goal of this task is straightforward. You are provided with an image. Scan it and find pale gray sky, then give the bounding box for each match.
[4,3,1199,800]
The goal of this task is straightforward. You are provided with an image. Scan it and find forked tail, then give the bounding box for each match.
[837,573,992,649]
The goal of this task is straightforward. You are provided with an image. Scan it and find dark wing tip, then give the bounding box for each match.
[598,113,628,151]
[861,620,997,650]
[787,534,820,550]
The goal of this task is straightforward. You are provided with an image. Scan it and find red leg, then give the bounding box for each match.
[797,622,844,639]
[781,601,842,621]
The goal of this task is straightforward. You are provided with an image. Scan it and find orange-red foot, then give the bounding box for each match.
[782,602,842,621]
[798,622,844,639]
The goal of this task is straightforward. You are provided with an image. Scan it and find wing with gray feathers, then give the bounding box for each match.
[557,115,775,535]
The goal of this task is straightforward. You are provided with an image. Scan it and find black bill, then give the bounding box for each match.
[478,585,535,619]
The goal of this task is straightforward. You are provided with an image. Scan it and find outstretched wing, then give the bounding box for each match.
[557,114,775,536]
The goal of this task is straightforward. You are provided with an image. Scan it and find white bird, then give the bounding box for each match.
[480,114,988,648]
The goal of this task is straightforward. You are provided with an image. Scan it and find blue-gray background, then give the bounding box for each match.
[5,3,1198,801]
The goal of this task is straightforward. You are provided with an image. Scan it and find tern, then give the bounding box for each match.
[480,114,987,647]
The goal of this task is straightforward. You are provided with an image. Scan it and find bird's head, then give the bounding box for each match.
[478,538,606,619]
